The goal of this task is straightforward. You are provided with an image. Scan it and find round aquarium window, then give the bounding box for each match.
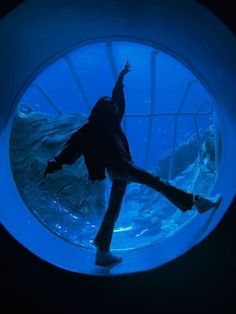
[1,1,235,276]
[10,40,221,252]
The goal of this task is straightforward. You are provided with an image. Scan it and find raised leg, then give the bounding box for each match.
[108,159,194,212]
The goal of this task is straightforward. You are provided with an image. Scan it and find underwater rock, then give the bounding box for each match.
[155,125,216,180]
[10,111,106,222]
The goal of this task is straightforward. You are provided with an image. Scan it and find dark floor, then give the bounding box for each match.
[1,196,236,314]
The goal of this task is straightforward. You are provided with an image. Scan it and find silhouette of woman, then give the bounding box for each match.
[45,61,222,266]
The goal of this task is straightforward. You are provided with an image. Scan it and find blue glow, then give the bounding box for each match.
[10,41,218,254]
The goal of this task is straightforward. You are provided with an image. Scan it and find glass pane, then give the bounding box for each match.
[146,116,174,170]
[68,43,114,106]
[19,85,58,115]
[35,58,90,115]
[155,52,196,113]
[181,81,213,113]
[125,117,149,167]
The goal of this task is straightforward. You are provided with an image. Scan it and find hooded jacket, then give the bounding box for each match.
[53,74,132,180]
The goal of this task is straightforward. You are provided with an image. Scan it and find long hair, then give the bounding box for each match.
[88,97,118,128]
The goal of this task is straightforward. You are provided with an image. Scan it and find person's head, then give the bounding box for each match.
[88,96,118,128]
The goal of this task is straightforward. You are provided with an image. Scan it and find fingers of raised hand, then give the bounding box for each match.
[125,60,131,70]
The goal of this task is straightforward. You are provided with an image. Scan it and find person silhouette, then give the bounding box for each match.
[45,61,222,266]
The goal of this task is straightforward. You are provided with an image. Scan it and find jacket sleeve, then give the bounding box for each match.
[112,74,125,123]
[54,126,86,166]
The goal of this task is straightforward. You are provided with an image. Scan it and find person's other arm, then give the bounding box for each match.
[112,61,131,123]
[44,125,87,176]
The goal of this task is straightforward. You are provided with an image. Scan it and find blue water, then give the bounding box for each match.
[11,41,217,251]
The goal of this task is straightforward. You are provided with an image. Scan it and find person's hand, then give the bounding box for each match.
[44,160,62,177]
[121,61,131,76]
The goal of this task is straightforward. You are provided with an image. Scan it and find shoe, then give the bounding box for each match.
[95,249,122,266]
[194,193,222,213]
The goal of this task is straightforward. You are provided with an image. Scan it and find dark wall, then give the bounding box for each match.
[197,0,236,34]
[1,1,236,313]
[0,0,23,19]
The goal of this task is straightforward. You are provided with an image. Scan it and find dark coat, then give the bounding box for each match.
[54,75,132,180]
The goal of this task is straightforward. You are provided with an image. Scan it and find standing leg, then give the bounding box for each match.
[94,179,127,266]
[89,179,106,216]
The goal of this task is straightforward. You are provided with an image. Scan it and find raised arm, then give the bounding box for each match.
[44,125,87,176]
[112,61,131,123]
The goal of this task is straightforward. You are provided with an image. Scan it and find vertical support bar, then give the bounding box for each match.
[168,115,178,180]
[106,42,118,80]
[31,83,63,114]
[194,100,213,164]
[144,50,158,168]
[168,80,197,180]
[213,110,221,173]
[191,101,213,192]
[64,55,91,111]
[193,115,201,161]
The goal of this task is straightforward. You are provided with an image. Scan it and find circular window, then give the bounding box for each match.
[10,40,220,251]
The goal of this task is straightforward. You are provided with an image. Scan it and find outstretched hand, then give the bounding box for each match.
[121,61,131,76]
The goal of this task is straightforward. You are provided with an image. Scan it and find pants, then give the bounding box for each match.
[89,179,106,216]
[94,159,195,251]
